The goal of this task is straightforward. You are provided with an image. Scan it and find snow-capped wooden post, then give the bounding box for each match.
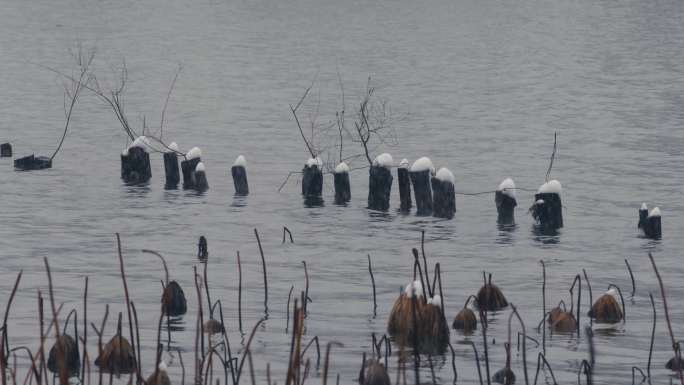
[409,157,434,216]
[163,142,180,189]
[193,162,209,192]
[531,180,563,230]
[638,203,648,233]
[368,153,393,211]
[231,155,249,196]
[0,143,11,158]
[643,207,662,239]
[398,159,412,213]
[495,178,517,225]
[181,147,202,189]
[333,162,351,204]
[120,137,152,184]
[301,157,323,202]
[431,168,456,219]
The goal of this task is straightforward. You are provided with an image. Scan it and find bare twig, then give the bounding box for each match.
[648,253,683,385]
[368,255,377,317]
[254,229,269,314]
[625,259,636,297]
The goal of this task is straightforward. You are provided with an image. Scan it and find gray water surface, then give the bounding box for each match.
[1,0,684,383]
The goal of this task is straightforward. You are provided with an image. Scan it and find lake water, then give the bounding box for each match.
[1,0,684,383]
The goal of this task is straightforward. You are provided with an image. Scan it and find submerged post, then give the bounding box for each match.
[333,162,351,204]
[14,154,52,171]
[531,180,563,231]
[163,142,180,189]
[495,178,517,225]
[409,157,434,216]
[368,153,393,211]
[398,159,412,213]
[302,157,323,205]
[181,147,202,190]
[231,155,249,196]
[0,143,11,158]
[432,167,456,219]
[120,136,152,184]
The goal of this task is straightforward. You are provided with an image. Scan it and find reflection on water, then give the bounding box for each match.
[496,224,517,245]
[231,195,248,208]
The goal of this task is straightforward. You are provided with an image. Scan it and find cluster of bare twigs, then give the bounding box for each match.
[289,75,398,173]
[39,46,185,160]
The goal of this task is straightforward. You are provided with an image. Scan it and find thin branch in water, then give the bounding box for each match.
[158,64,182,140]
[545,131,557,182]
[532,352,557,385]
[322,341,343,385]
[254,228,269,314]
[237,251,243,334]
[368,255,377,317]
[302,261,310,317]
[283,227,294,243]
[625,259,636,297]
[649,252,683,385]
[235,318,265,384]
[286,285,294,333]
[114,234,140,383]
[647,293,656,379]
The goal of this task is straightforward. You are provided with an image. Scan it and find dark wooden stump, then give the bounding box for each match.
[638,203,648,232]
[14,154,52,170]
[163,152,180,189]
[333,164,351,204]
[193,163,209,192]
[644,208,661,239]
[431,170,455,219]
[181,158,201,190]
[302,162,323,198]
[0,143,11,157]
[368,166,393,211]
[120,147,151,184]
[531,192,563,230]
[496,178,517,225]
[398,165,412,212]
[495,191,516,225]
[198,236,208,261]
[410,169,433,216]
[231,165,249,196]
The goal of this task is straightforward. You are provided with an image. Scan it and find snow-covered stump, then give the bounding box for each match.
[531,180,563,230]
[643,207,661,239]
[302,158,323,203]
[14,155,52,171]
[638,203,648,233]
[193,162,209,192]
[368,153,393,211]
[333,162,351,204]
[409,157,434,216]
[431,168,456,219]
[398,159,412,212]
[495,178,517,225]
[163,142,180,189]
[0,143,11,157]
[231,155,249,196]
[181,147,202,189]
[120,138,152,184]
